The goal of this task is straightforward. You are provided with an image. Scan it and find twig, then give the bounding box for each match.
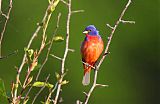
[45,82,58,103]
[0,0,13,57]
[53,1,84,103]
[83,0,134,104]
[0,50,18,60]
[53,0,72,103]
[60,0,68,5]
[23,12,61,104]
[106,24,114,30]
[36,13,62,81]
[13,0,60,103]
[50,54,63,61]
[68,48,75,52]
[31,74,50,104]
[76,100,83,104]
[120,19,135,24]
[81,61,95,69]
[71,10,84,14]
[0,0,1,14]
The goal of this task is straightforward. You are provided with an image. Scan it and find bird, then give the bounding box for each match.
[81,25,104,85]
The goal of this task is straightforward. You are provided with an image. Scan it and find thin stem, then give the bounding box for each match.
[97,0,132,69]
[36,13,62,81]
[13,0,60,103]
[0,0,13,57]
[83,0,133,104]
[31,74,50,104]
[23,12,61,104]
[45,82,58,103]
[84,70,98,104]
[53,0,71,104]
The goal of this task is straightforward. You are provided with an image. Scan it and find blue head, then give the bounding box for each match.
[83,25,99,36]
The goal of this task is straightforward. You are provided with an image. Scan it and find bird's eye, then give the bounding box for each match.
[88,30,91,32]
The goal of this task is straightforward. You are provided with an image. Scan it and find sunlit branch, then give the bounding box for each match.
[13,0,60,103]
[53,0,83,104]
[83,0,134,104]
[0,0,13,57]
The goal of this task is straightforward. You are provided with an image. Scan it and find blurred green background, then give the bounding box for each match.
[0,0,159,104]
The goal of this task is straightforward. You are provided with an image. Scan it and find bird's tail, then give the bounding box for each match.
[82,68,91,86]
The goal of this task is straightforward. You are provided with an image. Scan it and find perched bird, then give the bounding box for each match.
[81,25,104,85]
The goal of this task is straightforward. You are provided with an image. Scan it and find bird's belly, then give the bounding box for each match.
[81,42,102,64]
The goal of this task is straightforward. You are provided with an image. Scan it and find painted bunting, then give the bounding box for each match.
[81,25,104,85]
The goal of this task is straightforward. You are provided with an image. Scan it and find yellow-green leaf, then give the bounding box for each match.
[33,64,42,71]
[53,36,64,42]
[0,79,6,97]
[27,76,33,85]
[55,72,60,80]
[61,80,69,85]
[33,82,53,89]
[23,97,29,104]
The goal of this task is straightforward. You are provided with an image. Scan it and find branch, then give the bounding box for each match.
[0,50,18,60]
[0,0,13,57]
[53,0,83,103]
[83,0,134,104]
[45,82,58,103]
[50,54,63,61]
[13,0,60,103]
[31,74,50,104]
[53,0,72,103]
[71,10,84,14]
[81,61,95,69]
[23,13,62,103]
[36,12,62,81]
[120,19,135,24]
[60,0,68,5]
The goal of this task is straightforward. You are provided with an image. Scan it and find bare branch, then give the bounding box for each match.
[23,13,62,102]
[46,1,83,103]
[83,92,88,96]
[68,48,75,52]
[36,13,62,81]
[106,24,114,29]
[50,54,63,61]
[13,0,60,103]
[0,0,1,13]
[60,0,68,5]
[76,100,83,104]
[31,74,50,104]
[45,82,58,103]
[96,84,109,87]
[54,0,72,103]
[97,0,133,69]
[120,19,135,24]
[0,50,18,60]
[81,61,95,69]
[71,10,84,14]
[83,0,133,104]
[0,0,13,57]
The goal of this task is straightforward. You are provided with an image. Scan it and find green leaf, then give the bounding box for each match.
[27,76,33,85]
[23,97,29,104]
[53,36,64,42]
[33,81,53,89]
[55,72,60,80]
[40,101,45,104]
[61,80,69,85]
[47,0,60,14]
[48,0,51,4]
[24,47,34,61]
[33,64,42,71]
[0,79,6,97]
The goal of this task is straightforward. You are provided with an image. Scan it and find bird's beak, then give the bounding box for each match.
[83,31,89,34]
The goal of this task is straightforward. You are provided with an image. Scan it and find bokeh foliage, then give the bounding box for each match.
[0,0,159,104]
